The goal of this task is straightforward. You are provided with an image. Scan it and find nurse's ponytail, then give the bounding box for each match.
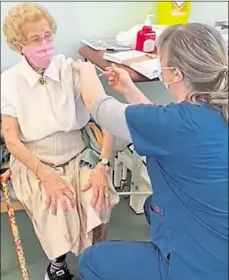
[206,67,228,122]
[188,65,228,123]
[157,23,228,123]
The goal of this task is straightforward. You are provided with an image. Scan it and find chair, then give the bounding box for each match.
[113,144,152,214]
[0,121,103,280]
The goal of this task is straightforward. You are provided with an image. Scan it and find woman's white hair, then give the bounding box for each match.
[3,3,56,51]
[157,23,228,122]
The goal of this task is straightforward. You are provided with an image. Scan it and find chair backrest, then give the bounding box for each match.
[81,121,103,152]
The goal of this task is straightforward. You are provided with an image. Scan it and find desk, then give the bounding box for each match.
[79,46,158,83]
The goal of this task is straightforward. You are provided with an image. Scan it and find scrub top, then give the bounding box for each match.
[125,101,228,280]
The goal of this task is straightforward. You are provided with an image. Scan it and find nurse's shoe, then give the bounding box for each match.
[44,263,74,280]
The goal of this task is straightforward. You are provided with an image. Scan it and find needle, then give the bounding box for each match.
[98,72,104,77]
[94,65,112,78]
[97,69,112,77]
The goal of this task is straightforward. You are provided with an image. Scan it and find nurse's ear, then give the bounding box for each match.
[173,68,184,83]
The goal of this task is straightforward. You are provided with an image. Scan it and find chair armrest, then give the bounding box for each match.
[89,121,103,150]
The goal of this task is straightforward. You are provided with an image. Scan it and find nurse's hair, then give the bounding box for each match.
[157,23,228,123]
[3,3,57,51]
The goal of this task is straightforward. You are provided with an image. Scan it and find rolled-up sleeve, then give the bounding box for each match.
[91,96,132,142]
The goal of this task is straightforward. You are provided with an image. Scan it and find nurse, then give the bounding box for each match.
[74,23,228,280]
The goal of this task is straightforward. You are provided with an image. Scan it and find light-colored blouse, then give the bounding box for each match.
[1,55,90,142]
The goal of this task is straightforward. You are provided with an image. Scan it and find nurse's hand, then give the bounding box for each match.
[104,64,135,94]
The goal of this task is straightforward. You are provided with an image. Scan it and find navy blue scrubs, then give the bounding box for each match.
[79,102,228,280]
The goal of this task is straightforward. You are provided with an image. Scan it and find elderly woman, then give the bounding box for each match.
[1,3,119,280]
[74,23,228,280]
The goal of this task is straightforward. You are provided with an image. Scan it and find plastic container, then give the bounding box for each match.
[156,2,191,26]
[135,14,156,53]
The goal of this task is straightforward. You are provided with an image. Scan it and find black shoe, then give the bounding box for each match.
[44,263,74,280]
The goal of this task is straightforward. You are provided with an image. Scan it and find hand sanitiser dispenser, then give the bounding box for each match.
[135,14,156,53]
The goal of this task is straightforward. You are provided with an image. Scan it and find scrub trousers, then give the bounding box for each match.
[78,195,169,280]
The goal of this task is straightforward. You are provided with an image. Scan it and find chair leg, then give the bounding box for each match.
[1,171,30,280]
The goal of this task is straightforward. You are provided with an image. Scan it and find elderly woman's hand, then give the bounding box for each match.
[39,169,76,215]
[82,163,111,210]
[103,63,135,94]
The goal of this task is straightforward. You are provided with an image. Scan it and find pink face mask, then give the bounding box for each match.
[22,39,55,69]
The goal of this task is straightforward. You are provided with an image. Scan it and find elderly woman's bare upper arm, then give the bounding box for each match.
[2,115,20,143]
[72,71,81,96]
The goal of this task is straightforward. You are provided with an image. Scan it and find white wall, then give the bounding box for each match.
[1,1,228,71]
[1,2,154,71]
[189,1,228,25]
[1,1,228,105]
